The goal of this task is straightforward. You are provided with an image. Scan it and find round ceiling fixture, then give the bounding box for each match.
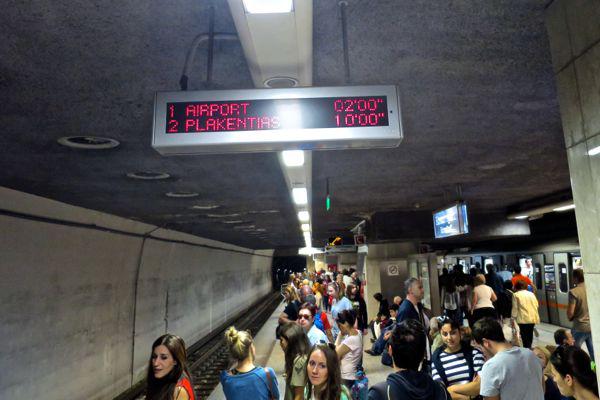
[264,76,298,88]
[126,171,171,180]
[165,191,199,198]
[477,163,506,171]
[206,213,241,218]
[57,136,120,149]
[190,204,220,210]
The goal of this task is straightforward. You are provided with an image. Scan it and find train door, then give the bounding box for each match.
[554,252,573,327]
[531,254,549,323]
[458,258,470,273]
[544,263,561,325]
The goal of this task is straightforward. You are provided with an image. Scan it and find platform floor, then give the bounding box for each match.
[207,304,567,400]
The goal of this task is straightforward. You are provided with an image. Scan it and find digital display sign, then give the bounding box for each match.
[166,97,389,133]
[152,86,402,155]
[433,202,469,239]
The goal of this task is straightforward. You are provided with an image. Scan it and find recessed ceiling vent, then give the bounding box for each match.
[127,171,171,180]
[57,136,120,149]
[165,191,199,198]
[264,76,298,88]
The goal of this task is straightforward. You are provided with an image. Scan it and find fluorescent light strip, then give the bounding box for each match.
[298,211,309,222]
[553,204,575,212]
[242,0,293,14]
[282,150,304,167]
[588,145,600,156]
[292,187,308,205]
[514,215,529,220]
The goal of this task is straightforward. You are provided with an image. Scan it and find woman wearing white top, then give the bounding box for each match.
[470,274,497,325]
[334,309,362,390]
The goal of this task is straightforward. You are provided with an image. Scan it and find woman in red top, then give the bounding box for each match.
[146,334,196,400]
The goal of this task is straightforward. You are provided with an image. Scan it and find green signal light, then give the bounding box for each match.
[326,195,331,211]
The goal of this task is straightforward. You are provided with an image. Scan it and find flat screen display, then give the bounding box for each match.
[165,96,389,133]
[433,202,469,239]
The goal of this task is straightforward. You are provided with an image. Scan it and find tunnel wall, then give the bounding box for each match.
[0,187,274,400]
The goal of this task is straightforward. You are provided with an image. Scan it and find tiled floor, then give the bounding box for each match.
[207,304,572,399]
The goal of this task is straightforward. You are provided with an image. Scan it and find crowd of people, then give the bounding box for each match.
[142,267,598,400]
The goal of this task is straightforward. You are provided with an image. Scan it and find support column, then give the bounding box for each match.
[545,0,600,378]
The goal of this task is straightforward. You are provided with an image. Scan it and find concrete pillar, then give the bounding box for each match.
[545,0,600,378]
[364,255,383,322]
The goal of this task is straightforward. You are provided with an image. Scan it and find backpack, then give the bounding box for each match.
[443,291,458,310]
[350,370,369,400]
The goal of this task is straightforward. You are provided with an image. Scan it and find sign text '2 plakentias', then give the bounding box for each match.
[165,96,389,134]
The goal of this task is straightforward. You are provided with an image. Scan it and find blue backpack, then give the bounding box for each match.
[351,370,368,400]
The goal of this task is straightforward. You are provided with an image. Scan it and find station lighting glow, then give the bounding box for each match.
[298,211,310,222]
[242,0,293,14]
[303,232,312,248]
[282,150,304,167]
[301,223,310,232]
[292,187,308,205]
[588,145,600,156]
[514,215,529,220]
[553,204,575,212]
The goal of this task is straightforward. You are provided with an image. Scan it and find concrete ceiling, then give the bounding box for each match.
[0,0,572,250]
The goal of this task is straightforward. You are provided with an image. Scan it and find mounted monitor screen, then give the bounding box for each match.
[152,85,402,155]
[433,202,469,239]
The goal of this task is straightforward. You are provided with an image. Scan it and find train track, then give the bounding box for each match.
[116,291,282,400]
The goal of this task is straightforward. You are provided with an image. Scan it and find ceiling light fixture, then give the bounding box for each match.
[206,213,241,218]
[507,200,575,220]
[242,0,293,14]
[165,191,199,198]
[282,150,305,167]
[191,204,220,210]
[588,145,600,156]
[298,211,310,222]
[292,188,308,205]
[222,220,244,224]
[553,204,575,212]
[57,136,120,149]
[126,171,171,180]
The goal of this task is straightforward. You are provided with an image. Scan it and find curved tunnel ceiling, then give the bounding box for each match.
[0,1,570,249]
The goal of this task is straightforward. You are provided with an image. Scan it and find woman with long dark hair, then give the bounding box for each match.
[550,345,598,399]
[304,343,351,400]
[346,283,368,333]
[146,334,195,400]
[334,309,362,390]
[280,322,311,400]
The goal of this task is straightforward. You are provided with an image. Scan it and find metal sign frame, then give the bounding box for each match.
[152,85,402,155]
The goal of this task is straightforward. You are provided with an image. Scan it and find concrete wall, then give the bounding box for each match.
[545,0,600,382]
[0,187,273,400]
[364,242,418,319]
